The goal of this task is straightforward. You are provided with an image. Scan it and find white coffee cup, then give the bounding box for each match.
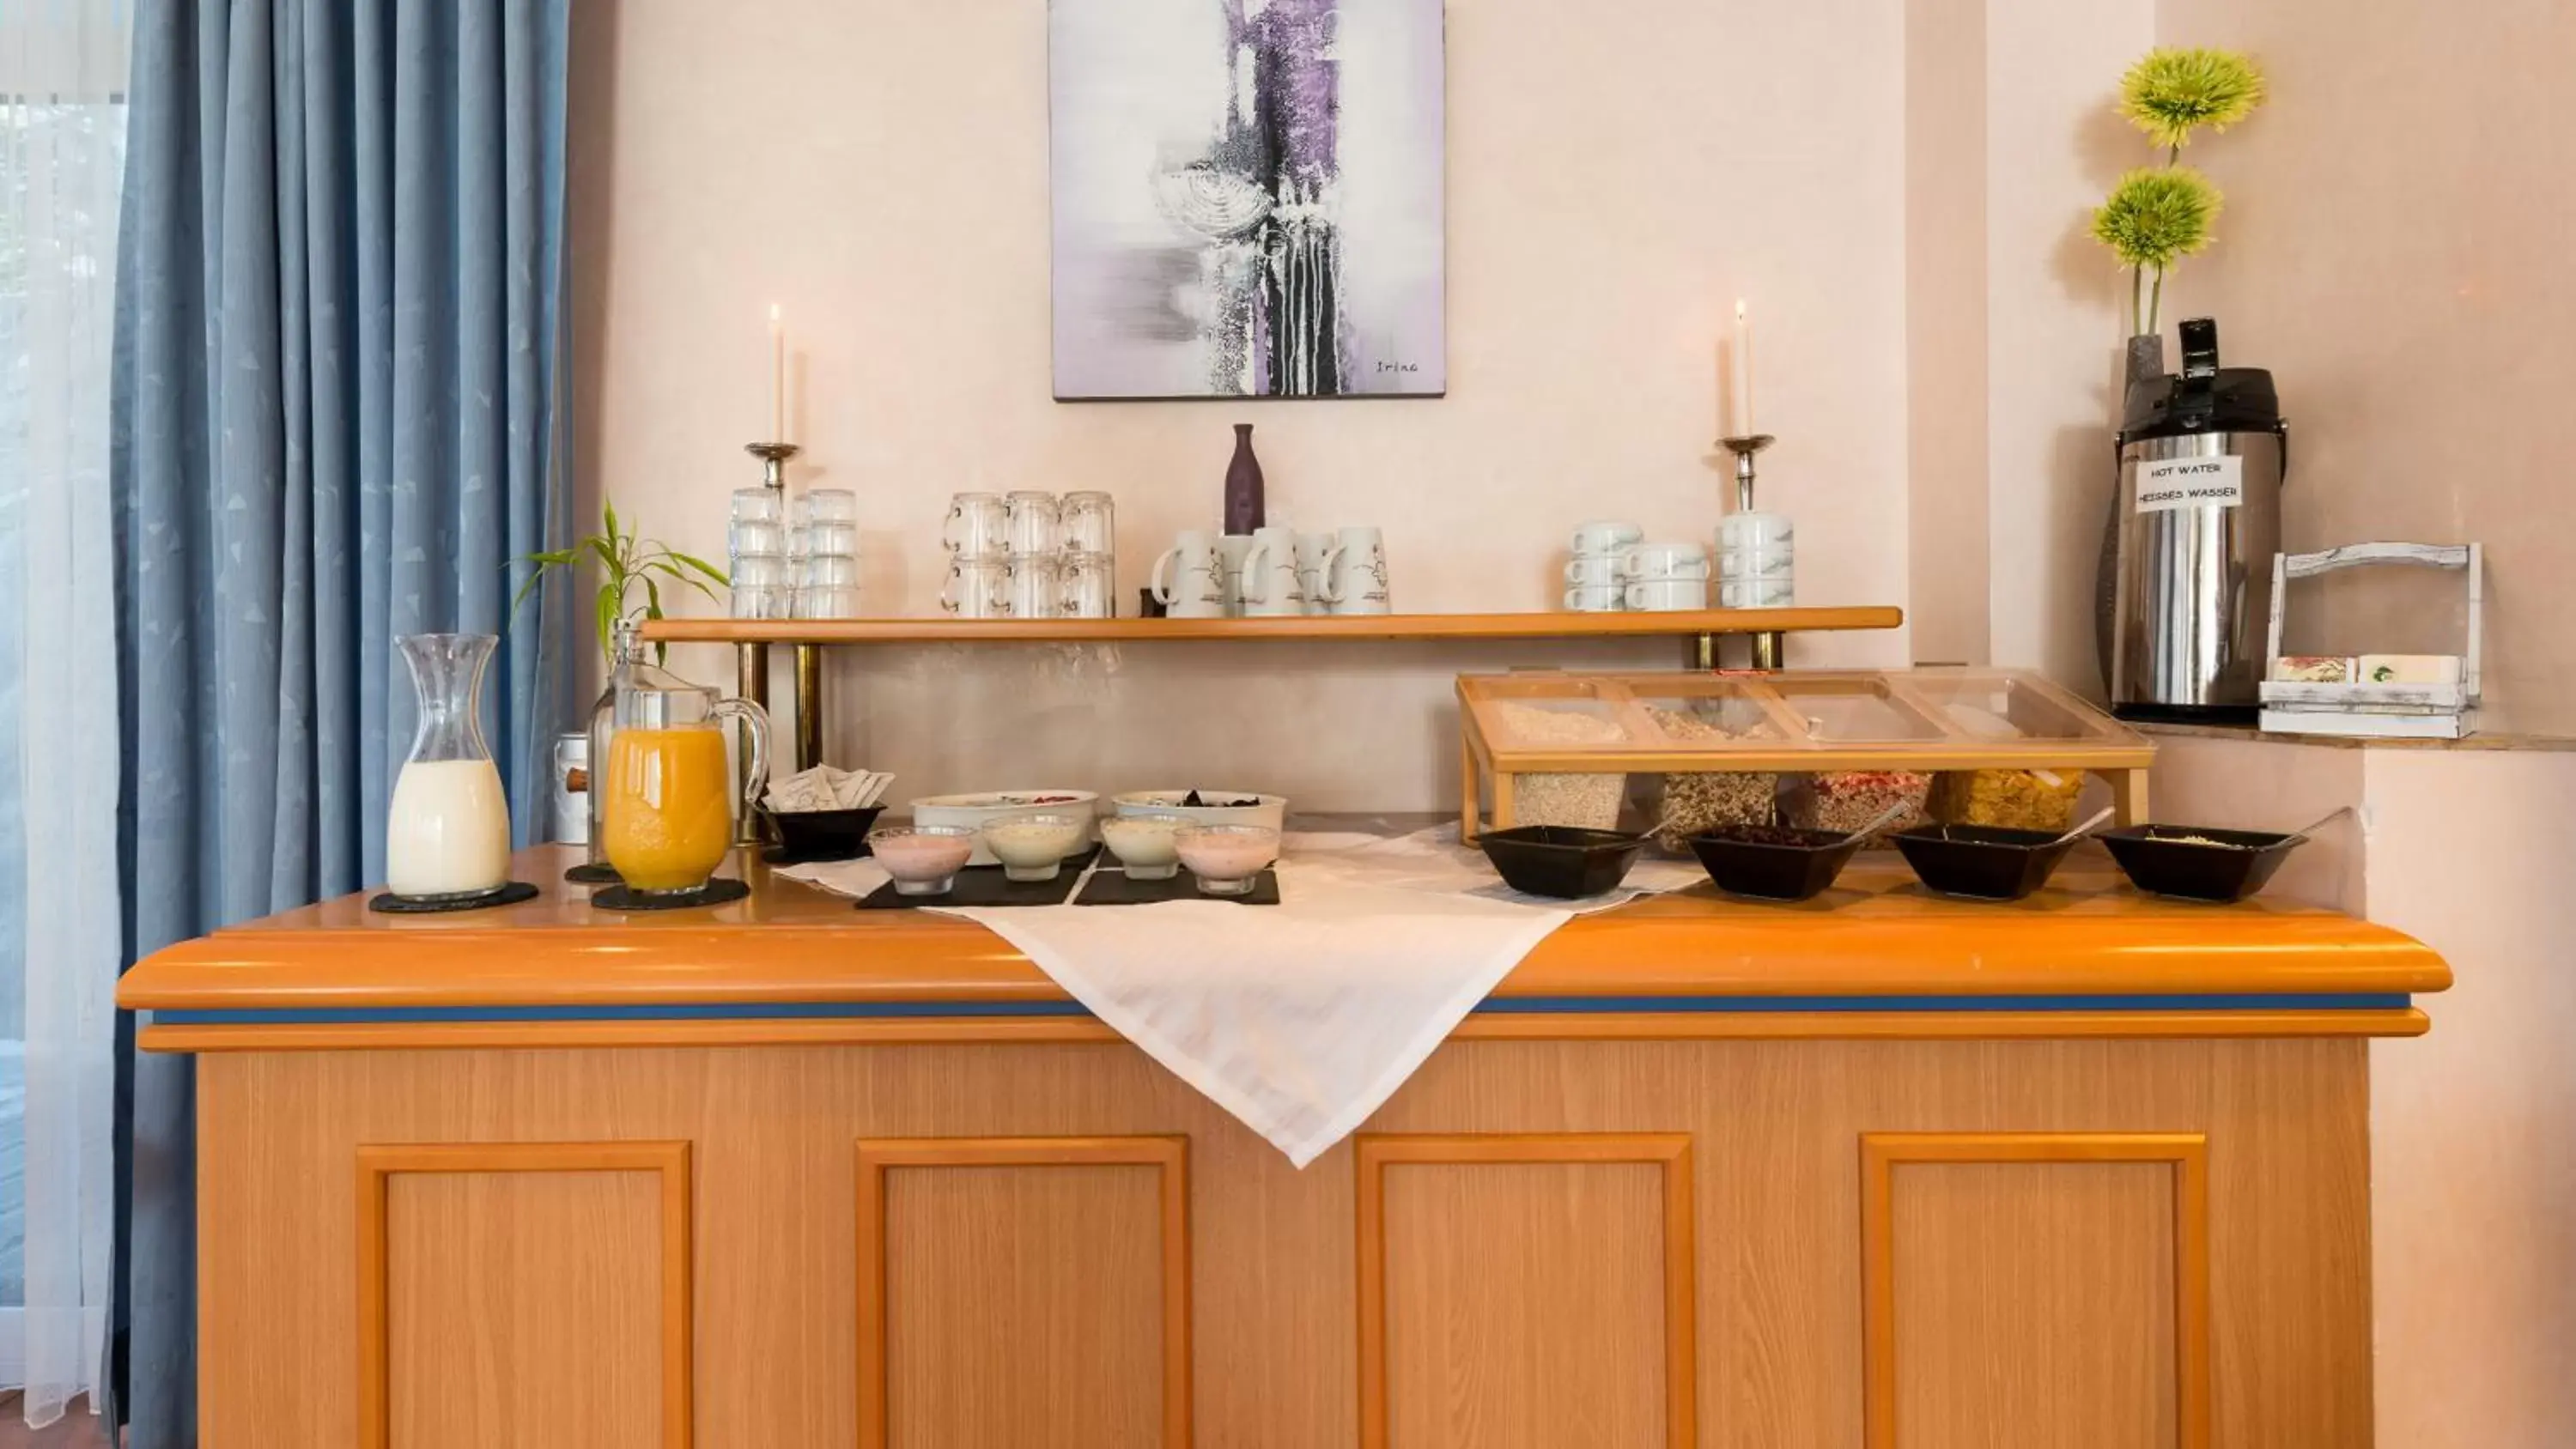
[1563,583,1625,612]
[1716,547,1795,582]
[1621,543,1708,579]
[1296,532,1344,615]
[1719,577,1796,609]
[1624,577,1708,611]
[1150,530,1227,618]
[1328,526,1389,615]
[1718,512,1796,585]
[1239,525,1304,617]
[1563,554,1628,585]
[1215,534,1257,616]
[1571,520,1644,555]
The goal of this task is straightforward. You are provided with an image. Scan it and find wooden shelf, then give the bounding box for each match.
[638,606,1902,646]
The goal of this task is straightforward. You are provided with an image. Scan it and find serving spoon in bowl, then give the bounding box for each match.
[1842,797,1918,844]
[2050,805,2118,846]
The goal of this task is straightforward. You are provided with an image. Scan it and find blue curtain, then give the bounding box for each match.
[108,1,572,1440]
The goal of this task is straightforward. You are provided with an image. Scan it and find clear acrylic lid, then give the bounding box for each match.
[1460,669,2144,762]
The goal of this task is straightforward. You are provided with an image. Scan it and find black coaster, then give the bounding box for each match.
[369,881,541,914]
[1075,869,1279,906]
[856,864,1087,910]
[563,861,622,885]
[592,877,752,912]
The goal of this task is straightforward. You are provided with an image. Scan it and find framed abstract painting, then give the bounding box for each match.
[1049,0,1447,400]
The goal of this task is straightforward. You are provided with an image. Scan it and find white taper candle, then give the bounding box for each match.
[1733,298,1753,437]
[769,303,785,444]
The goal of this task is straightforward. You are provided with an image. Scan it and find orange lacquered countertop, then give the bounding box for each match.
[117,845,2449,1016]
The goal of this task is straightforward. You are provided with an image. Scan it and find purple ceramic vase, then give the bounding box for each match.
[1223,423,1265,535]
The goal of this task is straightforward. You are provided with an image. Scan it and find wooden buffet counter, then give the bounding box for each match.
[122,845,2447,1449]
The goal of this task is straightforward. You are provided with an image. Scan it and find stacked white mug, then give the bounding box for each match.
[1620,541,1710,611]
[1717,510,1794,609]
[1154,523,1388,616]
[1563,520,1643,611]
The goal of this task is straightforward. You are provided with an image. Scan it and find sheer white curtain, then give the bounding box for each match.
[0,0,126,1428]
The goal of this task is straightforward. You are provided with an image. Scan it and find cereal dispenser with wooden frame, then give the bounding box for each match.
[1455,668,2155,842]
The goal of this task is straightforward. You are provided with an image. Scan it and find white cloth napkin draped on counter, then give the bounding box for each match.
[776,824,1699,1165]
[944,871,1566,1166]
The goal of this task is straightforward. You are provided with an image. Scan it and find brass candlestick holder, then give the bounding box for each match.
[746,440,800,494]
[732,441,799,845]
[1714,433,1787,670]
[1717,433,1775,512]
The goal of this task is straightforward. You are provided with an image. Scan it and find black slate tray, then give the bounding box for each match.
[1073,869,1279,906]
[855,864,1087,910]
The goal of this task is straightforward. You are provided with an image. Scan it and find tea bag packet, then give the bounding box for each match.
[764,764,895,813]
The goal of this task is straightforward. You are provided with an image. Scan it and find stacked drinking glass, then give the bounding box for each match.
[728,488,791,619]
[939,489,1115,619]
[793,488,861,618]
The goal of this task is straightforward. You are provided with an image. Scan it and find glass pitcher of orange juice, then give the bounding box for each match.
[599,664,770,896]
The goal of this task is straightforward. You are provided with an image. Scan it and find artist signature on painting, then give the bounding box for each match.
[1375,361,1422,375]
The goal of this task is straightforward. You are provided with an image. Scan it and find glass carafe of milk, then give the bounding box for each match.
[386,633,512,900]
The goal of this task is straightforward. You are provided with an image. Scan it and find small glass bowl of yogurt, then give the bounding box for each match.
[979,813,1091,882]
[866,824,975,896]
[1174,824,1280,896]
[1099,813,1187,881]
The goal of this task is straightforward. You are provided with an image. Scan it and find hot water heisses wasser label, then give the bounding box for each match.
[2134,454,2245,512]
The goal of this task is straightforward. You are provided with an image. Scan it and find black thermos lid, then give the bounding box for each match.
[2119,316,2282,442]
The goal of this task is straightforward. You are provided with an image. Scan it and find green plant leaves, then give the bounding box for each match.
[509,498,714,666]
[666,549,730,586]
[594,581,619,661]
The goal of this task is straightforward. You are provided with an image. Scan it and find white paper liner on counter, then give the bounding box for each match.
[775,857,890,899]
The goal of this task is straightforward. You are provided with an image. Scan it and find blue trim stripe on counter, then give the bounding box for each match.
[151,991,2410,1028]
[1477,992,2410,1015]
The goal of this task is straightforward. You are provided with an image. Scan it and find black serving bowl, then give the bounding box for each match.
[1686,823,1864,903]
[762,804,886,863]
[1893,823,2077,901]
[1479,825,1649,899]
[2100,824,2304,904]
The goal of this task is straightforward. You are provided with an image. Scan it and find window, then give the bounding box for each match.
[0,0,130,1420]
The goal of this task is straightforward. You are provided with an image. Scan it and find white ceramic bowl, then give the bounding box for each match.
[1110,791,1288,836]
[979,813,1091,882]
[909,790,1099,866]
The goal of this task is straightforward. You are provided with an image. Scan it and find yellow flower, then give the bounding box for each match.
[2092,167,2222,273]
[2120,47,2266,150]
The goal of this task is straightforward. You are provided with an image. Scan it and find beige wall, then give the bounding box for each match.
[1902,0,2152,688]
[2144,734,2576,1447]
[571,0,1911,809]
[2362,749,2576,1446]
[1901,0,1990,668]
[2154,0,2575,733]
